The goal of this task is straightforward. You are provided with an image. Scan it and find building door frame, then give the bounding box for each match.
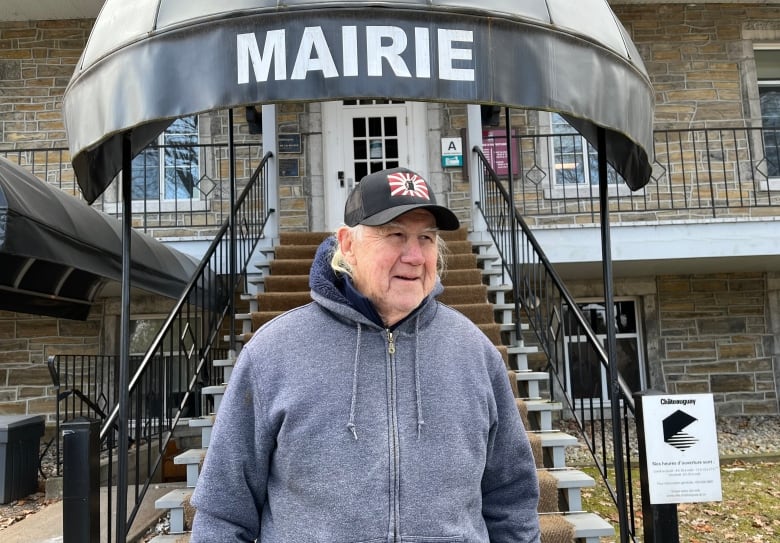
[322,100,428,231]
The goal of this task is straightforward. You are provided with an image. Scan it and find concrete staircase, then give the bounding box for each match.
[149,229,614,542]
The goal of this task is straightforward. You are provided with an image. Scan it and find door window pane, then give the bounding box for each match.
[351,112,403,179]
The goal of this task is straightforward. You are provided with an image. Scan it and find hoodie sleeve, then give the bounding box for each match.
[190,347,271,542]
[481,351,542,543]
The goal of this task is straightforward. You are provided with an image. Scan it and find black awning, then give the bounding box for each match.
[0,156,200,320]
[63,0,654,202]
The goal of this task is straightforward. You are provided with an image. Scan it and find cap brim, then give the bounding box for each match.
[358,204,461,230]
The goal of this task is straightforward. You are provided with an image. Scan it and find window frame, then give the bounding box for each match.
[754,45,780,190]
[543,112,640,200]
[131,115,203,206]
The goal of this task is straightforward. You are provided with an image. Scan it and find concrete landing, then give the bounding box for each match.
[1,483,180,543]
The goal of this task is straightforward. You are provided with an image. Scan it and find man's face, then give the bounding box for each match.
[338,209,439,327]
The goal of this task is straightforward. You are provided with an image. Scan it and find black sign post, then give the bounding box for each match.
[635,390,680,543]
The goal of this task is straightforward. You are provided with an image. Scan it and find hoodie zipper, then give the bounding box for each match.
[387,329,401,541]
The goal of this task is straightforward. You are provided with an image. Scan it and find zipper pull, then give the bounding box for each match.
[387,330,396,355]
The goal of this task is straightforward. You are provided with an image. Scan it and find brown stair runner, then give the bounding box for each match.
[251,230,577,542]
[540,515,578,543]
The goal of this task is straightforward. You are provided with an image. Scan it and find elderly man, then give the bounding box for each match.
[191,167,541,542]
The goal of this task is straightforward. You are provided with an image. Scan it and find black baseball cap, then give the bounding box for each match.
[344,167,460,230]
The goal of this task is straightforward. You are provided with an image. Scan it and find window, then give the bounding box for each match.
[756,49,780,179]
[563,299,645,405]
[551,113,619,186]
[132,116,200,201]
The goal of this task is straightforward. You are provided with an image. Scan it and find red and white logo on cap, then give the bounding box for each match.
[387,171,430,200]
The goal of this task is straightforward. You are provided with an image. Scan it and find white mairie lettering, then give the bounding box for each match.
[237,30,286,84]
[366,26,411,78]
[291,26,339,80]
[236,25,475,84]
[438,28,474,81]
[342,26,358,77]
[414,28,431,78]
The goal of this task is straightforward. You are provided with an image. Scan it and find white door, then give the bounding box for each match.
[322,100,428,231]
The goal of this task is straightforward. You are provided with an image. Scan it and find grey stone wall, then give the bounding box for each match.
[0,306,103,421]
[657,272,778,415]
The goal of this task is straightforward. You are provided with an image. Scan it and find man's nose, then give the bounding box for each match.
[401,239,426,264]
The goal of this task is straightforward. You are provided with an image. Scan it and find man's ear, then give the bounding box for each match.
[336,227,356,264]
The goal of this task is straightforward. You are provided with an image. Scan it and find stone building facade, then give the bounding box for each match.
[1,4,779,421]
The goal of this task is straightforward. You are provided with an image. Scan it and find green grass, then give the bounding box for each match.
[579,461,780,542]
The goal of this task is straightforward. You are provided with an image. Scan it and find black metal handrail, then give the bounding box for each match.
[3,126,779,229]
[46,349,230,478]
[0,141,265,234]
[481,125,780,222]
[92,150,273,541]
[472,146,640,542]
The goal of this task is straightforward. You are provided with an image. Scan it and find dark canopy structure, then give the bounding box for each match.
[0,157,200,320]
[63,0,654,203]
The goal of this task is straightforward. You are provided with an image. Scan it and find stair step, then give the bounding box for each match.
[273,244,321,259]
[466,237,494,249]
[438,284,488,305]
[533,430,579,468]
[202,385,227,412]
[256,291,312,311]
[520,399,561,431]
[155,488,193,534]
[475,252,501,264]
[560,512,615,541]
[450,303,496,323]
[175,448,207,487]
[438,227,469,242]
[498,322,530,332]
[444,240,478,255]
[440,268,484,286]
[507,344,539,355]
[514,370,549,382]
[446,253,479,270]
[148,535,191,542]
[189,415,215,447]
[254,274,311,292]
[213,358,236,382]
[513,371,549,400]
[545,468,596,511]
[477,323,503,344]
[279,231,331,246]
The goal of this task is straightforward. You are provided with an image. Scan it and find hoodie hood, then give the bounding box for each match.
[308,235,444,331]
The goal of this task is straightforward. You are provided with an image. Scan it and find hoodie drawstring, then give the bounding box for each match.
[347,323,361,440]
[413,317,425,438]
[346,320,426,440]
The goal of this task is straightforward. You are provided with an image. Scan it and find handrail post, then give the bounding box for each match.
[228,109,237,356]
[597,127,629,542]
[504,108,523,350]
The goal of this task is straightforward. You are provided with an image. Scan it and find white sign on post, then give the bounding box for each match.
[642,393,722,504]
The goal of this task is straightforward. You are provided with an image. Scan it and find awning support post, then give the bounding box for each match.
[598,126,630,543]
[116,132,133,542]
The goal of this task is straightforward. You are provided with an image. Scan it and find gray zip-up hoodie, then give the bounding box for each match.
[191,237,541,542]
